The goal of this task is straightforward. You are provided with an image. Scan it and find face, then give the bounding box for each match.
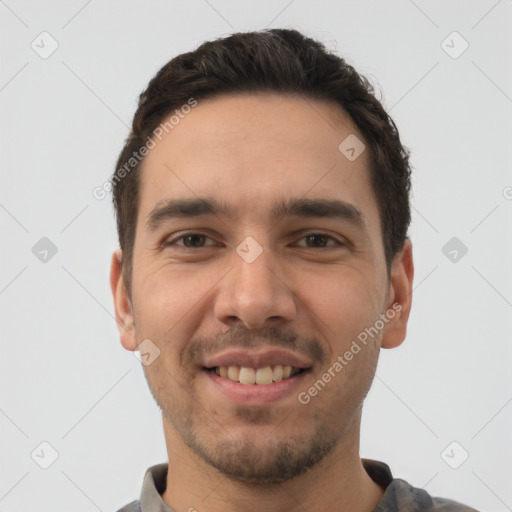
[111,93,413,484]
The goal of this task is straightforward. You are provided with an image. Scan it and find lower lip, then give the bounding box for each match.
[203,369,309,405]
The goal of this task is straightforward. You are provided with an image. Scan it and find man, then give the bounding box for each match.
[110,28,477,512]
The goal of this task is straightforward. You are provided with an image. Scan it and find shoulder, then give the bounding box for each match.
[375,478,479,511]
[114,499,141,512]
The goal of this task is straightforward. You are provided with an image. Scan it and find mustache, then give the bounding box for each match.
[180,324,327,368]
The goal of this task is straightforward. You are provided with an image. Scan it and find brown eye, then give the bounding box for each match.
[305,234,329,247]
[164,233,215,248]
[181,234,207,247]
[295,233,343,248]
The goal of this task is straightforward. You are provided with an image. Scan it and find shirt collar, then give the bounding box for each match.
[139,459,393,512]
[140,463,172,512]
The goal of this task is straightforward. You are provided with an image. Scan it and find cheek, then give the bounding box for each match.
[131,262,217,350]
[300,265,383,351]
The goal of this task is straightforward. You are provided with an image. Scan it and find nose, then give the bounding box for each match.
[213,245,297,330]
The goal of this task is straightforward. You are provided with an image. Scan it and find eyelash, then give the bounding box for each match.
[163,232,346,249]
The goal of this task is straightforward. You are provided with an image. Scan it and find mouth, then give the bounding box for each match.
[200,348,314,404]
[204,364,309,385]
[201,364,311,405]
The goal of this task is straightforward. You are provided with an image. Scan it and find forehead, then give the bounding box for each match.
[137,93,379,230]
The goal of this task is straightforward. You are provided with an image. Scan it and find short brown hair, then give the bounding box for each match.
[112,28,412,290]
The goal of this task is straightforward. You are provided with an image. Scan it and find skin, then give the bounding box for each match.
[111,93,414,512]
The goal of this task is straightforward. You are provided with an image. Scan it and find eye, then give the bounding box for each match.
[162,231,345,249]
[294,232,345,248]
[163,232,217,248]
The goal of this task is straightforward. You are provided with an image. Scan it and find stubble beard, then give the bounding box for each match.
[161,402,345,485]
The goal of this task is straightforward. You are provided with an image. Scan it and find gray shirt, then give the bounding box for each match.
[115,460,479,512]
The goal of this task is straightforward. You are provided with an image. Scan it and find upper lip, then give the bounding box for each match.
[202,348,313,370]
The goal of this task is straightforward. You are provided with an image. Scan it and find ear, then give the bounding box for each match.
[110,249,138,351]
[381,239,414,349]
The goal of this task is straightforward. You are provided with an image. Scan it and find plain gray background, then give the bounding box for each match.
[1,1,511,511]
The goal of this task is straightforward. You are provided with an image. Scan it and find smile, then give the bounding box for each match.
[207,364,306,385]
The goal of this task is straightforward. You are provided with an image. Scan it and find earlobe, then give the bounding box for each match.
[381,239,414,349]
[110,249,138,351]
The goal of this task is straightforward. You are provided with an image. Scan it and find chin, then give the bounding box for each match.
[186,431,339,485]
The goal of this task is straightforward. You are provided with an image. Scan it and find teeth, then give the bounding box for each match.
[227,365,240,381]
[213,364,301,385]
[272,364,283,382]
[255,366,273,385]
[239,367,256,385]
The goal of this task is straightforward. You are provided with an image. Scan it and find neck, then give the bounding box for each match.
[161,410,384,512]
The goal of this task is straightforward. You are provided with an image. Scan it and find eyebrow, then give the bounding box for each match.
[145,196,365,232]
